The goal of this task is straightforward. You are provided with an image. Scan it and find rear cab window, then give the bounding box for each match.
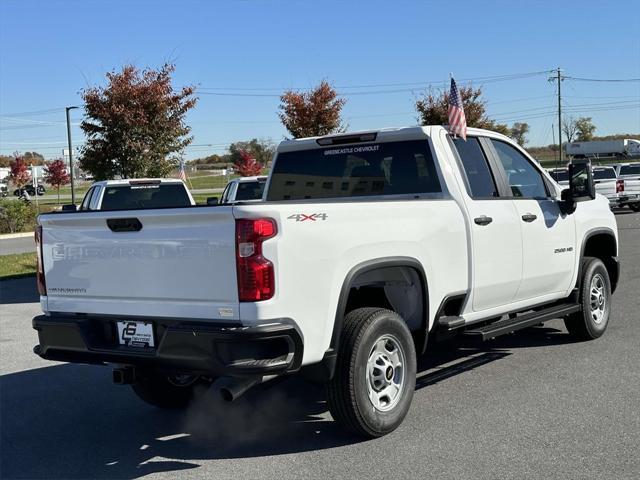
[267,140,441,201]
[100,182,192,211]
[549,170,569,182]
[620,164,640,176]
[593,168,616,180]
[235,180,266,201]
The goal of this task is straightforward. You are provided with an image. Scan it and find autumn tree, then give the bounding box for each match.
[510,122,529,146]
[562,116,579,143]
[234,150,262,177]
[279,80,346,138]
[576,117,596,141]
[80,63,197,180]
[415,85,509,135]
[44,159,70,203]
[228,138,275,166]
[9,157,30,188]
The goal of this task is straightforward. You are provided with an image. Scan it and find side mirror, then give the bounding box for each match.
[206,197,219,205]
[569,159,596,201]
[62,204,77,212]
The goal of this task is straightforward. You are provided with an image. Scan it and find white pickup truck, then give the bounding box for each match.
[614,163,640,211]
[33,126,620,437]
[76,178,195,211]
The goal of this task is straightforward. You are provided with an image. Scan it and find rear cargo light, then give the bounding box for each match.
[616,179,625,193]
[235,218,276,301]
[34,225,46,295]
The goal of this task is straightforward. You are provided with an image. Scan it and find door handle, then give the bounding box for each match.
[474,215,493,226]
[521,213,537,223]
[107,218,143,232]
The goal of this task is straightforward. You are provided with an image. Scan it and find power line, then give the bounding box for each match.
[564,76,640,83]
[198,70,553,92]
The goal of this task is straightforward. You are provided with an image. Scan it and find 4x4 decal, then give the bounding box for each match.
[287,213,328,222]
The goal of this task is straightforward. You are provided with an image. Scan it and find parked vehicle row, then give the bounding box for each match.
[33,125,620,438]
[547,162,640,211]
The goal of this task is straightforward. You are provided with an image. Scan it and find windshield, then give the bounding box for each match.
[620,164,640,176]
[593,169,616,180]
[267,140,441,201]
[100,183,191,210]
[235,180,266,201]
[550,170,569,182]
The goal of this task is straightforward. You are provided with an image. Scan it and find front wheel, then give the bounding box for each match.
[327,308,416,438]
[131,371,213,409]
[630,203,640,212]
[564,257,612,340]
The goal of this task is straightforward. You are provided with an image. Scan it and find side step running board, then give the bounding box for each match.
[463,303,580,341]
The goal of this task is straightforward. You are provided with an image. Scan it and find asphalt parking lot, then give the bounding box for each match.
[1,211,639,480]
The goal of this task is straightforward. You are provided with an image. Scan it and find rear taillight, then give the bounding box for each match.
[34,225,46,295]
[616,179,624,193]
[235,218,276,302]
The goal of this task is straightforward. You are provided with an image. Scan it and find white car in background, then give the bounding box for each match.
[77,178,194,211]
[216,176,267,204]
[613,163,640,212]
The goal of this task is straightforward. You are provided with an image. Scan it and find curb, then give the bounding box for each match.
[0,232,34,240]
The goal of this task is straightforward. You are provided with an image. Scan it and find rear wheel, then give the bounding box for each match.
[131,371,213,409]
[327,308,416,438]
[630,203,640,212]
[564,257,612,340]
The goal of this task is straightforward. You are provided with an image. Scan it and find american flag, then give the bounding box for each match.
[448,77,467,140]
[178,159,187,182]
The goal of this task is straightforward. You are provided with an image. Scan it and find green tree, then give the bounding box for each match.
[415,85,510,135]
[80,63,197,180]
[279,80,346,138]
[510,122,530,146]
[575,117,596,141]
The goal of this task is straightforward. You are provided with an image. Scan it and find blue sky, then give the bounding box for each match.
[1,0,639,159]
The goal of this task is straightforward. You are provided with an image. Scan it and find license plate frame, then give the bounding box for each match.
[116,320,155,348]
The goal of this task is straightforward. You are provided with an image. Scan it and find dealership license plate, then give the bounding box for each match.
[116,321,155,348]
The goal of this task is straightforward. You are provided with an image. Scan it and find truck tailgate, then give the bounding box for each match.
[39,207,239,320]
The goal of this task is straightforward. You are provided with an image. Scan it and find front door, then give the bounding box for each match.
[488,139,576,301]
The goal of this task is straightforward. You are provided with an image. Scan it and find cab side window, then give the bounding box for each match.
[79,187,94,211]
[452,137,499,198]
[491,140,548,199]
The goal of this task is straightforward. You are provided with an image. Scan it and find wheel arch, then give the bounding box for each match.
[330,257,429,355]
[579,228,619,293]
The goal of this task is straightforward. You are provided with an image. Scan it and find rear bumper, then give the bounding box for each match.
[32,314,303,376]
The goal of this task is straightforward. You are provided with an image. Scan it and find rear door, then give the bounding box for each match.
[487,139,576,301]
[39,206,239,320]
[450,136,523,311]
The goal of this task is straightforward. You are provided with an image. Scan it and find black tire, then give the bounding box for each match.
[327,308,417,438]
[131,371,212,409]
[630,203,640,212]
[564,257,612,340]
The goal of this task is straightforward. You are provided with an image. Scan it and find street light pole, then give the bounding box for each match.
[65,106,79,204]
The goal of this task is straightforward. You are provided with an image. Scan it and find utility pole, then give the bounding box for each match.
[65,106,79,204]
[549,68,564,168]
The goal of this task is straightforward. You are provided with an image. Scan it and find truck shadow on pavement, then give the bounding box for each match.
[0,276,39,305]
[0,324,575,480]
